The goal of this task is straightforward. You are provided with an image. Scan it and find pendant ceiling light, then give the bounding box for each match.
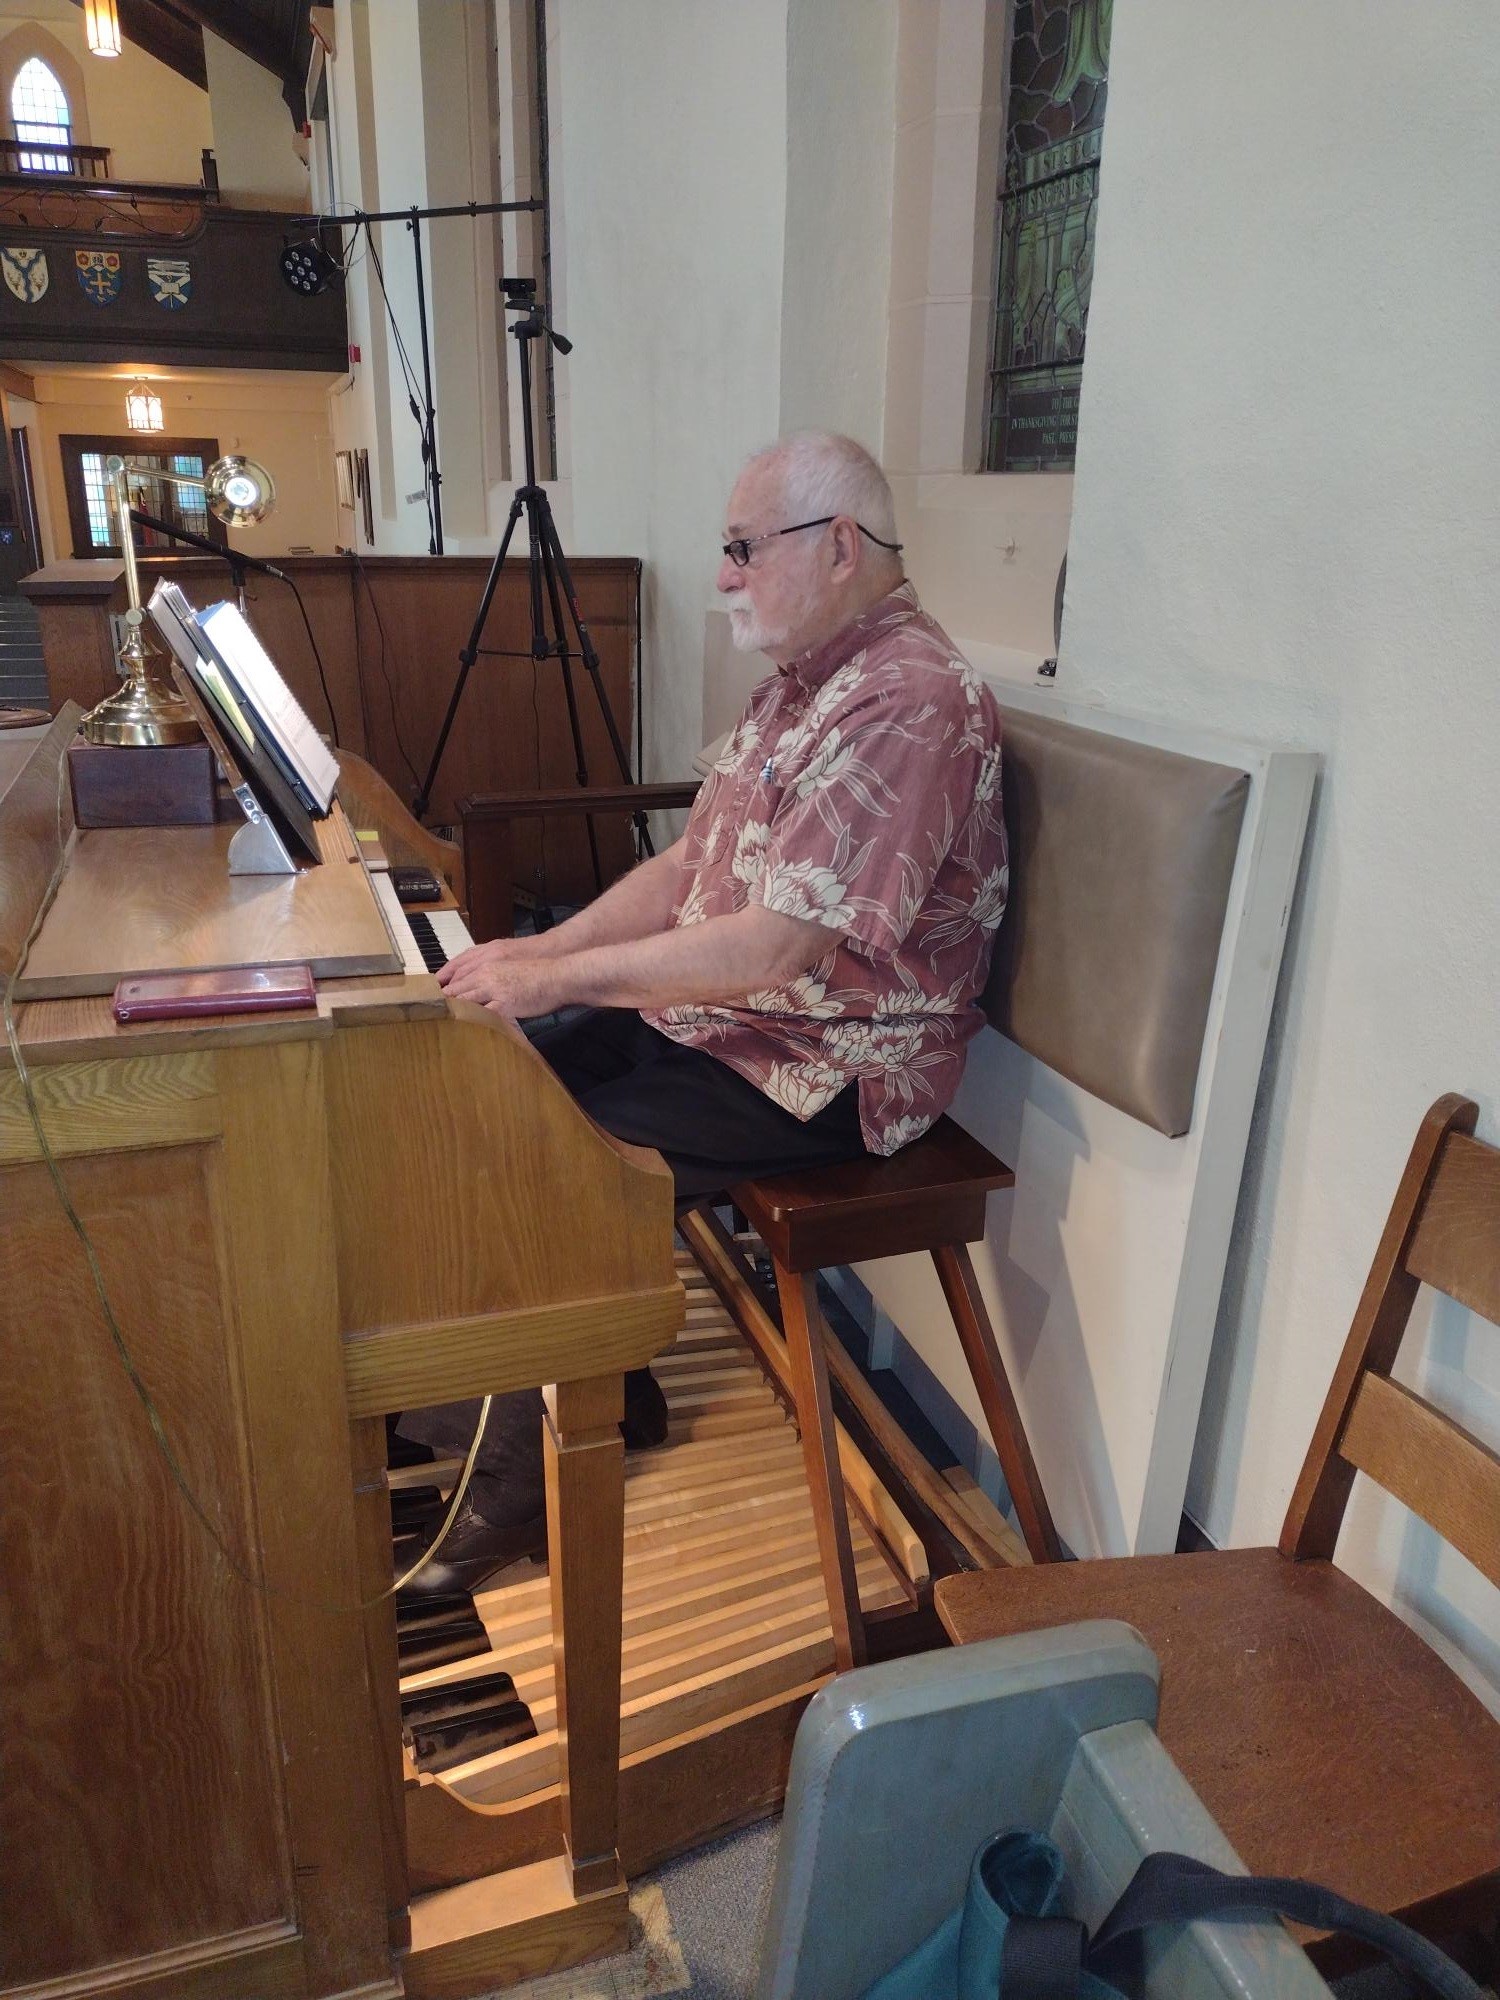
[125,379,164,432]
[83,0,122,57]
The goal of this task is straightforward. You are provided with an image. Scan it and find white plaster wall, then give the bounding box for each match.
[780,0,897,447]
[883,0,1070,663]
[1056,1,1500,1708]
[417,0,505,546]
[202,31,308,209]
[357,0,432,552]
[555,0,790,784]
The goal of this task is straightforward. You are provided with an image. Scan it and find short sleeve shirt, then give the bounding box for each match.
[644,583,1007,1156]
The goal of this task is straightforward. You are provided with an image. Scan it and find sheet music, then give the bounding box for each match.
[147,584,257,751]
[199,601,340,813]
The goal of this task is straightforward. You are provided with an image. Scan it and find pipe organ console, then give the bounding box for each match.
[0,713,684,1999]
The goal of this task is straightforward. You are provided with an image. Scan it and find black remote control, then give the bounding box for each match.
[391,865,442,904]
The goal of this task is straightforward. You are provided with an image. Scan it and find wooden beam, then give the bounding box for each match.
[0,362,35,401]
[151,0,290,87]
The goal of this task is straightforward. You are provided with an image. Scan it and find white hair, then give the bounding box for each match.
[747,430,901,556]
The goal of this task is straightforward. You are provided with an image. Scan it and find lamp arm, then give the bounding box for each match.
[118,460,209,497]
[106,461,146,624]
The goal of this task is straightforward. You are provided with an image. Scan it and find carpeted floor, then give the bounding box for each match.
[496,1818,779,1999]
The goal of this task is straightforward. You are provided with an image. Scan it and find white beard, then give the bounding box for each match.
[723,572,822,656]
[723,590,781,654]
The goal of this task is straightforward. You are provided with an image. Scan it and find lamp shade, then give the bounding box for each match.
[125,380,163,432]
[84,0,122,57]
[204,455,276,525]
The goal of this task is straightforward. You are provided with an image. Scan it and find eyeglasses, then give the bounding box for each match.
[721,516,904,568]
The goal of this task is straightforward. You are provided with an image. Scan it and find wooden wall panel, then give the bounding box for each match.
[0,1142,292,1984]
[25,553,642,909]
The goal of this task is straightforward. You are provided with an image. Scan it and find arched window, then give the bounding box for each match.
[11,56,71,173]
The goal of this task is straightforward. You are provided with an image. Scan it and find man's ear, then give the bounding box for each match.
[830,515,861,576]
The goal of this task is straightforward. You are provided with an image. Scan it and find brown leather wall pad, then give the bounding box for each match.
[985,707,1250,1137]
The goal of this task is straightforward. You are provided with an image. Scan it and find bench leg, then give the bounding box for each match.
[932,1243,1063,1564]
[774,1263,868,1671]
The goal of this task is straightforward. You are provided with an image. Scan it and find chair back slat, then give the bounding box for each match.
[1341,1373,1500,1589]
[1405,1132,1500,1323]
[1280,1094,1492,1564]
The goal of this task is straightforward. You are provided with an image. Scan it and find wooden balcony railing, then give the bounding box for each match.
[0,139,112,180]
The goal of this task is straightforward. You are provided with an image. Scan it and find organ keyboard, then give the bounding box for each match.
[371,868,475,974]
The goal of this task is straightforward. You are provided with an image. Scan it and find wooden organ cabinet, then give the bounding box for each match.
[0,712,686,1998]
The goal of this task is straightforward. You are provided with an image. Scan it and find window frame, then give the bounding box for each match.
[981,0,1110,474]
[59,435,227,562]
[10,53,71,173]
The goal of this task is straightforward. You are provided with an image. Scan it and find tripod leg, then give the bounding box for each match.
[415,493,526,818]
[533,508,605,893]
[540,508,656,858]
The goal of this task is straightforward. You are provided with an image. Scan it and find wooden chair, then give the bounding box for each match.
[934,1092,1500,1971]
[705,1113,1063,1673]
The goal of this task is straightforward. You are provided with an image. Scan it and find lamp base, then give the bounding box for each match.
[80,679,202,747]
[80,622,202,747]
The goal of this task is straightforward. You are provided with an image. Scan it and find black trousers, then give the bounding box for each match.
[398,1007,867,1523]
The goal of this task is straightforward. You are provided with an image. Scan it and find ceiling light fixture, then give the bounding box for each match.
[83,0,122,58]
[125,382,165,434]
[125,379,164,432]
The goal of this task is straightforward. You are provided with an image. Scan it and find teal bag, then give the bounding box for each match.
[861,1833,1485,2000]
[863,1831,1118,2000]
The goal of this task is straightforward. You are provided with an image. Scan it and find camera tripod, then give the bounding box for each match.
[414,279,652,891]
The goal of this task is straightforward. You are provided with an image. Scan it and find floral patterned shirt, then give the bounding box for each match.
[644,582,1007,1156]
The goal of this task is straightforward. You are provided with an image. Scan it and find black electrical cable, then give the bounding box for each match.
[364,222,438,551]
[350,543,421,790]
[280,566,342,748]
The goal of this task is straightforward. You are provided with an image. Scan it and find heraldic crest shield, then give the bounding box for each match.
[75,249,123,305]
[147,256,191,308]
[2,247,48,303]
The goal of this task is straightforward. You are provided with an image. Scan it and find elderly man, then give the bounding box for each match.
[398,430,1008,1596]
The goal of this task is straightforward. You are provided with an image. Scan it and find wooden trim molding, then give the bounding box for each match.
[342,1284,686,1416]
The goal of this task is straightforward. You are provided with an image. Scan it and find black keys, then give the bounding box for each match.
[401,1668,537,1772]
[405,910,448,972]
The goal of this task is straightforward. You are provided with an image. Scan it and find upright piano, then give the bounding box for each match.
[0,710,684,2000]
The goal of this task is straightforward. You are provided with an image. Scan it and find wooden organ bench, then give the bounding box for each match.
[682,1119,1062,1674]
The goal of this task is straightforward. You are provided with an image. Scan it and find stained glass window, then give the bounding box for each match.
[80,451,210,550]
[985,0,1111,471]
[11,57,71,174]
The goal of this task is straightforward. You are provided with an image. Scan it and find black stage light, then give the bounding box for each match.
[279,236,340,296]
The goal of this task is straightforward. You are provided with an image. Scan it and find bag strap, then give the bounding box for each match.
[1002,1851,1486,2000]
[997,1916,1086,2000]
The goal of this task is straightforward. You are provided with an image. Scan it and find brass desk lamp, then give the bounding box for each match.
[81,453,277,747]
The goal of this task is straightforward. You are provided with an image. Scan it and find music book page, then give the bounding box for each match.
[199,600,340,812]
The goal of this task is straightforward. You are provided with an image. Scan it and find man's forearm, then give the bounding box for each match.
[528,840,684,956]
[553,909,824,1012]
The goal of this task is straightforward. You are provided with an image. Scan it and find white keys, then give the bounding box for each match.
[371,872,474,976]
